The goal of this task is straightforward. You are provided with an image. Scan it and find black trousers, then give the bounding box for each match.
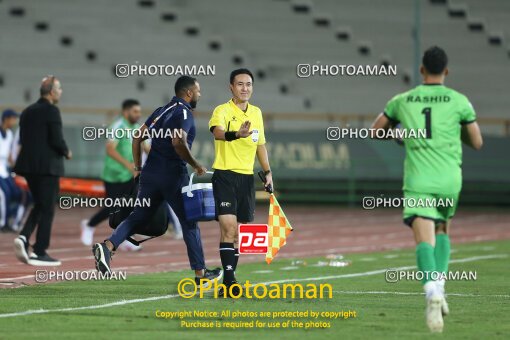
[88,179,134,227]
[20,175,60,255]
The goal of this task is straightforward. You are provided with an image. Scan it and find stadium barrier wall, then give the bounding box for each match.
[61,127,510,206]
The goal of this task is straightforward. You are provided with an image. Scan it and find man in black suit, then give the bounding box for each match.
[13,76,72,266]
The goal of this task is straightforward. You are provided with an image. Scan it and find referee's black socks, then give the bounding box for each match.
[234,248,239,271]
[219,242,236,284]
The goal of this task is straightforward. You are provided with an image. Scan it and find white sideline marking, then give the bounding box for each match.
[332,291,510,298]
[0,254,506,319]
[0,294,181,318]
[0,275,34,281]
[0,260,224,282]
[359,257,376,261]
[265,254,508,285]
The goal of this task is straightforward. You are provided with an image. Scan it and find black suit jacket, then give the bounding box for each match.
[14,97,69,176]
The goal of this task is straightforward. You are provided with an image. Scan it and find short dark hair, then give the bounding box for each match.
[40,75,56,96]
[422,46,448,75]
[122,99,140,111]
[229,68,254,84]
[174,76,197,96]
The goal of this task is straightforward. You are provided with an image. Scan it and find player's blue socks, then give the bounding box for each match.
[434,234,450,274]
[416,242,437,285]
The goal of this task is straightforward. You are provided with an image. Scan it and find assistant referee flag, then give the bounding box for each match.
[266,194,293,264]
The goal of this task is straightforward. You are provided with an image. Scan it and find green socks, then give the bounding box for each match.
[434,234,451,274]
[416,242,437,285]
[416,236,450,291]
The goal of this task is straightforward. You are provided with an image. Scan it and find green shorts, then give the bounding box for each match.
[403,191,459,227]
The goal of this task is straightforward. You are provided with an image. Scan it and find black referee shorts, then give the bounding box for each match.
[212,170,255,223]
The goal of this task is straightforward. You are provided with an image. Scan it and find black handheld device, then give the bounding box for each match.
[257,170,273,194]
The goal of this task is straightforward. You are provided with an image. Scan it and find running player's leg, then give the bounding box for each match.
[435,219,451,316]
[165,187,206,276]
[106,181,162,250]
[404,191,442,288]
[93,175,162,274]
[81,180,133,246]
[435,192,457,272]
[167,205,183,239]
[434,192,457,277]
[404,191,444,332]
[412,216,444,332]
[434,192,457,316]
[412,217,437,288]
[435,221,450,276]
[92,181,163,274]
[164,169,221,285]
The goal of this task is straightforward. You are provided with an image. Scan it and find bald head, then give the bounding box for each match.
[40,75,62,104]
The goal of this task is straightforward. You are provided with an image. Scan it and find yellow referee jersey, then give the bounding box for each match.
[208,99,266,175]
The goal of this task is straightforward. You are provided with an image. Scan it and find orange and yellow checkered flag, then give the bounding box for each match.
[266,194,293,264]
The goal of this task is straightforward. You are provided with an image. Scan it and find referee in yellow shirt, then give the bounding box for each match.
[209,69,272,295]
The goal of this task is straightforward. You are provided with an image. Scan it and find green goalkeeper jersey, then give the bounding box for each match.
[384,84,477,195]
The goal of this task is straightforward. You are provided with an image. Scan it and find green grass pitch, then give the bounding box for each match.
[0,240,509,339]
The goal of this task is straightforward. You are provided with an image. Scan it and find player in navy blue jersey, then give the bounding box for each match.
[93,76,222,286]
